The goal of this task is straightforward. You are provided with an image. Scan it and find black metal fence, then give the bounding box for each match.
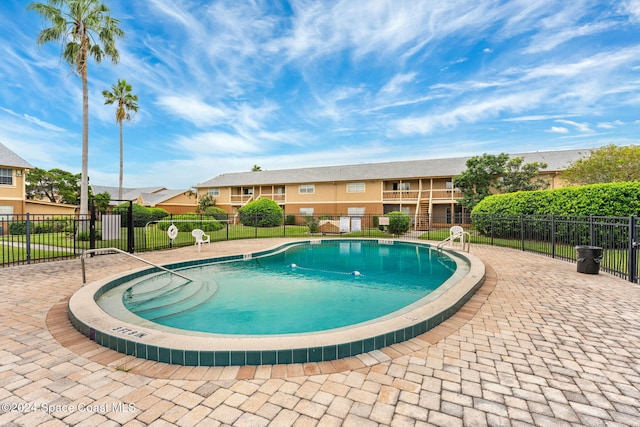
[1,211,638,283]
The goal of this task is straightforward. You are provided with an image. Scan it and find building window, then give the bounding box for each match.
[348,207,365,216]
[300,208,314,216]
[243,188,253,195]
[299,184,315,194]
[347,182,365,193]
[276,186,285,195]
[208,188,220,196]
[392,182,410,191]
[0,168,12,185]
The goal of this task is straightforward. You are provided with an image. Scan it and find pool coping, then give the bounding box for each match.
[68,239,485,366]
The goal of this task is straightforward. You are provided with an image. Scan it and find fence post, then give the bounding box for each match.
[551,214,556,259]
[520,215,525,251]
[25,213,31,264]
[589,215,595,246]
[490,215,494,246]
[127,201,134,253]
[89,203,96,250]
[630,216,638,283]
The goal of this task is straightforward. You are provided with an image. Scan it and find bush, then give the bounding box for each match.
[471,182,640,241]
[238,199,283,227]
[285,214,296,225]
[77,230,102,241]
[305,217,319,233]
[472,182,640,217]
[9,218,73,235]
[386,211,410,235]
[157,214,225,233]
[113,203,169,227]
[203,206,228,221]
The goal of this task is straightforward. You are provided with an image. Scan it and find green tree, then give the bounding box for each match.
[196,194,216,214]
[499,157,548,193]
[26,167,81,204]
[454,153,549,210]
[102,79,139,200]
[453,153,509,211]
[562,144,640,185]
[251,164,262,171]
[91,191,111,213]
[28,0,124,218]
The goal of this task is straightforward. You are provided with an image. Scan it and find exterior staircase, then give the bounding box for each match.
[415,201,430,230]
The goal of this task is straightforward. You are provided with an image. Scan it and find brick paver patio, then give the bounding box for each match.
[1,239,639,426]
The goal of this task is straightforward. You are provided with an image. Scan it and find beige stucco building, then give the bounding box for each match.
[0,142,33,216]
[194,148,588,229]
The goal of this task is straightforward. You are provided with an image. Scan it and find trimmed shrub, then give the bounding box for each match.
[238,199,283,227]
[112,203,169,227]
[471,182,640,242]
[472,182,640,217]
[386,211,411,235]
[157,214,225,233]
[203,206,229,221]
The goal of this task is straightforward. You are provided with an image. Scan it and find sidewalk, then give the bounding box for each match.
[1,239,639,426]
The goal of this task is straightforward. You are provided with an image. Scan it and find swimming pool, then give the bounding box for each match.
[119,240,456,334]
[69,239,485,366]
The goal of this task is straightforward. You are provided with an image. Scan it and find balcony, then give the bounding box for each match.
[230,193,285,205]
[382,189,462,202]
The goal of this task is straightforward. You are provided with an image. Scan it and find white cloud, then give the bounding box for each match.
[547,126,569,134]
[393,90,546,136]
[0,107,65,132]
[378,72,418,97]
[597,120,624,129]
[155,96,228,128]
[555,119,594,133]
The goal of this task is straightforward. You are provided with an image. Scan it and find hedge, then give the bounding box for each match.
[471,182,640,244]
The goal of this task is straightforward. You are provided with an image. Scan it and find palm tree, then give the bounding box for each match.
[103,79,138,200]
[28,0,123,217]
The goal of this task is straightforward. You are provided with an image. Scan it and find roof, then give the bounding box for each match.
[91,185,167,203]
[0,142,33,169]
[91,185,190,206]
[140,189,190,206]
[194,148,591,188]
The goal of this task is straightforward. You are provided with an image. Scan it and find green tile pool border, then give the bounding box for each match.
[69,239,484,366]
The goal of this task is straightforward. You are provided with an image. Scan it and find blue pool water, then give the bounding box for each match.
[122,241,457,335]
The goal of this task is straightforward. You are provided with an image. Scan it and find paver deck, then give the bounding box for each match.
[1,239,639,426]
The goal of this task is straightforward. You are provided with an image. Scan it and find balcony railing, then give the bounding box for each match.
[230,193,286,205]
[382,189,462,201]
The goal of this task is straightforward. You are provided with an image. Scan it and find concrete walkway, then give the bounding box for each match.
[1,239,639,426]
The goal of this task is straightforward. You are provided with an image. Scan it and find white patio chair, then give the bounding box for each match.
[192,229,210,252]
[449,225,466,248]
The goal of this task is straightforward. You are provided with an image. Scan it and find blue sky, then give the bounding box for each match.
[2,1,640,189]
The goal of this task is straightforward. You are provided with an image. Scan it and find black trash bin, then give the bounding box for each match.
[575,245,603,274]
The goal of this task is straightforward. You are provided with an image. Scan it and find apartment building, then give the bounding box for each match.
[0,142,33,216]
[194,148,588,229]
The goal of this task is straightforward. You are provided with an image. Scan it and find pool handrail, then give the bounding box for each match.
[80,247,191,284]
[436,228,470,252]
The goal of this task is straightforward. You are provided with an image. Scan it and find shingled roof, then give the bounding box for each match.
[0,142,33,169]
[195,148,591,188]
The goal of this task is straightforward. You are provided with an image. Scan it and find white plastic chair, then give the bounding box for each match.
[449,225,465,248]
[191,229,210,252]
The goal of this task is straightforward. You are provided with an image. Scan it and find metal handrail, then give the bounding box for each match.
[80,247,191,284]
[436,231,471,252]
